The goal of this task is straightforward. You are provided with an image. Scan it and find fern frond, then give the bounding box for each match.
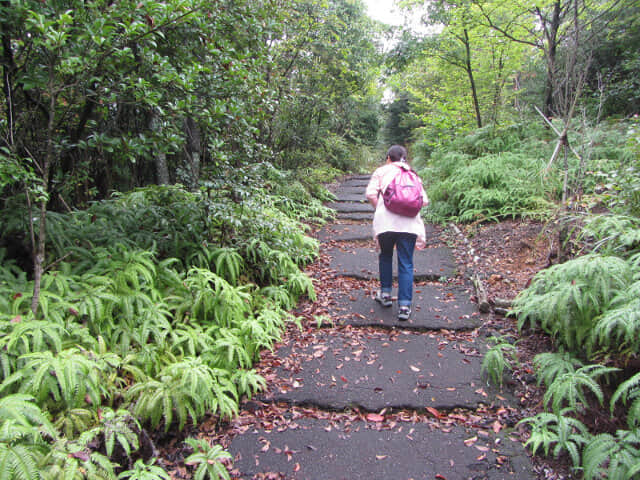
[1,348,106,411]
[611,372,640,427]
[533,351,584,387]
[582,214,640,257]
[285,271,316,302]
[184,438,232,480]
[3,320,66,358]
[231,369,266,400]
[514,254,632,354]
[0,394,55,443]
[583,430,640,480]
[0,442,44,480]
[117,458,170,480]
[544,364,619,413]
[126,358,238,431]
[593,281,640,357]
[211,329,252,369]
[518,409,589,467]
[481,338,517,387]
[256,286,295,311]
[211,247,244,286]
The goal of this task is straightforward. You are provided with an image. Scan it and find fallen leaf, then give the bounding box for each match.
[492,420,502,433]
[426,407,443,419]
[366,413,385,422]
[464,436,478,447]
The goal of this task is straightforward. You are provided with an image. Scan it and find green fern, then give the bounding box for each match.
[0,348,105,412]
[117,458,170,480]
[0,394,56,443]
[582,214,640,257]
[582,430,640,480]
[611,371,640,428]
[210,328,253,370]
[518,409,590,468]
[0,443,45,480]
[543,364,619,414]
[184,438,232,480]
[181,268,251,326]
[239,316,279,357]
[95,408,140,459]
[2,320,66,356]
[231,369,267,400]
[122,343,176,379]
[256,286,295,310]
[126,357,238,431]
[40,438,117,480]
[532,351,585,388]
[210,247,244,285]
[285,271,316,302]
[514,254,632,355]
[169,324,216,358]
[592,281,640,357]
[481,337,517,387]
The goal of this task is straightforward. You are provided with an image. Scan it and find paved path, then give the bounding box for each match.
[228,175,535,479]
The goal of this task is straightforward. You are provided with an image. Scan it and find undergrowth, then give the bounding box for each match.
[0,162,327,478]
[487,213,640,478]
[417,120,637,224]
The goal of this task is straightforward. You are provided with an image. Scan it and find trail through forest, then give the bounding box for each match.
[178,175,559,479]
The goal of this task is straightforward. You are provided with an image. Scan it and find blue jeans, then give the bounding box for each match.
[378,232,417,307]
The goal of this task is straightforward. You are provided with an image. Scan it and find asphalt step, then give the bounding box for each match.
[259,327,499,412]
[316,223,439,244]
[333,191,367,202]
[328,284,483,331]
[316,223,373,242]
[336,212,372,221]
[228,415,534,480]
[326,202,374,213]
[333,185,367,194]
[327,245,456,281]
[340,178,370,188]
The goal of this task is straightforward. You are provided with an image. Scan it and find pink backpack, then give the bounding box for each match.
[382,165,424,217]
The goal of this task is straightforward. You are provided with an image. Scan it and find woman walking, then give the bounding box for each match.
[365,145,428,320]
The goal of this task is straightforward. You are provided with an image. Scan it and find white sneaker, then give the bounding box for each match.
[374,291,392,307]
[398,306,411,321]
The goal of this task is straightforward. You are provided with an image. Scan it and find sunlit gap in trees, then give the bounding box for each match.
[362,0,441,105]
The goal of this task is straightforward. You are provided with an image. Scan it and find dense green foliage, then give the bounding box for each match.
[415,120,637,223]
[0,175,325,476]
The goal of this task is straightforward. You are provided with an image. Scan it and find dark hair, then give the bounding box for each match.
[387,145,407,163]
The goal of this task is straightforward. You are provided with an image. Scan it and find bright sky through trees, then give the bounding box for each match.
[362,0,404,25]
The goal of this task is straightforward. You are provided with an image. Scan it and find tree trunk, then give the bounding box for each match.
[31,81,56,316]
[541,1,562,117]
[150,109,170,185]
[183,116,201,190]
[463,28,482,128]
[1,0,14,145]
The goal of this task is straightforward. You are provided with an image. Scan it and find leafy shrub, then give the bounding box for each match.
[422,152,557,222]
[118,458,171,480]
[581,214,640,257]
[513,254,633,356]
[582,430,640,480]
[481,337,517,387]
[126,357,238,431]
[184,437,232,480]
